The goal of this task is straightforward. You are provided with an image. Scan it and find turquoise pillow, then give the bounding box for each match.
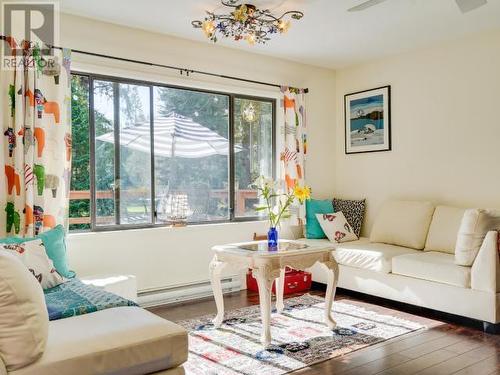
[0,225,75,278]
[306,199,334,239]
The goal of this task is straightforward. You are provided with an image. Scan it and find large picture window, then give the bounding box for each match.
[69,73,276,231]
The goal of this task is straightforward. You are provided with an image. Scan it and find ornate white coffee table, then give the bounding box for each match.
[209,240,338,347]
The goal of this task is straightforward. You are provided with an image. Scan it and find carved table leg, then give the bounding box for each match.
[209,255,226,328]
[254,266,275,347]
[318,256,339,329]
[275,268,286,313]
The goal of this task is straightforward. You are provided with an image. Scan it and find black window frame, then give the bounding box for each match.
[71,71,277,232]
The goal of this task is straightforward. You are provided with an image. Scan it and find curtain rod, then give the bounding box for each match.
[0,35,309,93]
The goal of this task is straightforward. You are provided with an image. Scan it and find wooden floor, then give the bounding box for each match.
[148,286,500,374]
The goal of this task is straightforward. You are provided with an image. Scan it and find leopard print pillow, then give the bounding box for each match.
[332,198,366,237]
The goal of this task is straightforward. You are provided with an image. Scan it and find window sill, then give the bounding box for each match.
[68,219,267,238]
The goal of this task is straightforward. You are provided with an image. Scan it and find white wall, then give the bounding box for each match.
[334,30,500,236]
[61,14,337,291]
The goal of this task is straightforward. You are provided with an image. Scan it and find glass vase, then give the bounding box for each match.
[267,227,278,249]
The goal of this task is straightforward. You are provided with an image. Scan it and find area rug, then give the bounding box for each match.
[177,294,424,375]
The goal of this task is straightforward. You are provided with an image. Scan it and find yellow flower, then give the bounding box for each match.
[245,33,256,45]
[293,185,311,203]
[233,5,248,23]
[277,20,291,33]
[202,20,216,37]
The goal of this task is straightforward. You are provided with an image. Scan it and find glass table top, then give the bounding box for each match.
[237,241,309,252]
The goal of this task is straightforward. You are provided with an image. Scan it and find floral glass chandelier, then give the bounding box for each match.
[192,1,304,45]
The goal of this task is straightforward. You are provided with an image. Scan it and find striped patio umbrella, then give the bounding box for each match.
[96,112,237,158]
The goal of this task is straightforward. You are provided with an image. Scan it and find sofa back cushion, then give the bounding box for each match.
[0,251,48,370]
[455,209,500,266]
[369,200,435,249]
[424,206,466,254]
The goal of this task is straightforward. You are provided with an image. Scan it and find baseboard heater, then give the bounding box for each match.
[137,276,241,308]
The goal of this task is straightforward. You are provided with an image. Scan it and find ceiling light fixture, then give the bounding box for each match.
[192,1,304,45]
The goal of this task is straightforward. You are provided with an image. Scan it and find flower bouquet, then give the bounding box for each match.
[254,176,310,248]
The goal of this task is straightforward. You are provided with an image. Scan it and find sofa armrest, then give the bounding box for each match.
[471,231,500,293]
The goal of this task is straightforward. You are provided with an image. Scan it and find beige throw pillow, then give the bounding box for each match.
[455,209,500,266]
[370,200,435,249]
[0,251,48,370]
[1,239,65,289]
[424,206,466,254]
[316,212,358,243]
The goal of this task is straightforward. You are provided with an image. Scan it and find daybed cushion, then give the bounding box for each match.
[424,205,465,254]
[12,306,188,375]
[0,252,48,371]
[334,238,419,273]
[370,200,435,250]
[392,251,471,288]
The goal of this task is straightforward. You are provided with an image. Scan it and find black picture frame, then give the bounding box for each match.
[344,85,391,154]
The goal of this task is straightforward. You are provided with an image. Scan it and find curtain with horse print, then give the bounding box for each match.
[279,86,307,225]
[1,39,72,237]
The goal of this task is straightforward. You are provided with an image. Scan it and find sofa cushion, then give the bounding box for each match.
[12,307,188,375]
[334,238,419,273]
[455,209,500,266]
[0,225,75,279]
[424,206,466,254]
[316,212,358,243]
[1,239,65,289]
[0,252,48,371]
[305,199,334,239]
[369,200,435,250]
[392,252,471,288]
[332,198,365,237]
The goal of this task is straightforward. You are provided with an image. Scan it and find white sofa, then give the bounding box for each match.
[303,201,500,332]
[0,252,188,375]
[3,307,188,375]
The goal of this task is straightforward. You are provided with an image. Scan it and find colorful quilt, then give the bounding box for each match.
[44,278,137,321]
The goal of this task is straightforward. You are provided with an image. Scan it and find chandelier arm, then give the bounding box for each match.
[221,0,239,8]
[213,16,234,21]
[275,11,304,21]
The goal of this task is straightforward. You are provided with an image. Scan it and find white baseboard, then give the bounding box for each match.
[137,276,242,308]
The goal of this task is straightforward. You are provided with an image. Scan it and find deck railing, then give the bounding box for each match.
[69,189,258,225]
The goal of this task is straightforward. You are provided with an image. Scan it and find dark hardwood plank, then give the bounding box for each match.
[339,353,412,375]
[415,346,498,375]
[446,353,500,375]
[376,349,458,375]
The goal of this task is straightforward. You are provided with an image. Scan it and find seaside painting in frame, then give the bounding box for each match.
[344,86,391,154]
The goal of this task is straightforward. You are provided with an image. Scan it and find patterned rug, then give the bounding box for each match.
[177,294,424,375]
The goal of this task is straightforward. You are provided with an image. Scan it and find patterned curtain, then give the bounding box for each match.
[279,86,307,225]
[1,39,72,237]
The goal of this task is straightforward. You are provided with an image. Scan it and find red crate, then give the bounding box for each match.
[246,267,312,295]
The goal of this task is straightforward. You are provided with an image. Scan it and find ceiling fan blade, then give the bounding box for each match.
[455,0,487,13]
[348,0,390,12]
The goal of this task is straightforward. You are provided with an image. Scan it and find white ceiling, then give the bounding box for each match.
[61,0,500,69]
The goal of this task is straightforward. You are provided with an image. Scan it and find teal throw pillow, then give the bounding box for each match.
[306,199,334,239]
[0,225,75,278]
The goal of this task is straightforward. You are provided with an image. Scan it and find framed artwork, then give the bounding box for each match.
[344,85,391,154]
